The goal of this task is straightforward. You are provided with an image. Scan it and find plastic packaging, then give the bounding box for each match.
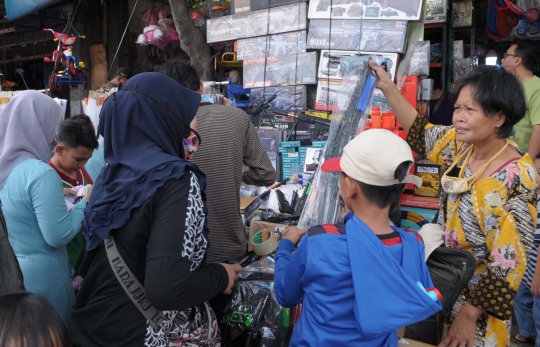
[298,56,378,228]
[307,19,408,53]
[408,41,430,76]
[231,0,306,14]
[453,57,475,82]
[206,3,307,43]
[250,86,307,113]
[237,31,307,61]
[425,0,448,23]
[452,1,473,27]
[307,0,423,20]
[243,52,318,88]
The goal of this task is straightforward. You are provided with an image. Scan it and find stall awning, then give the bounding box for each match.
[5,0,62,21]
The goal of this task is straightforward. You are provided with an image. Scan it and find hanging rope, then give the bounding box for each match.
[106,0,140,79]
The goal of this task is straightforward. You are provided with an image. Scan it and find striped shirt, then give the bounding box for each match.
[192,103,276,264]
[523,198,540,288]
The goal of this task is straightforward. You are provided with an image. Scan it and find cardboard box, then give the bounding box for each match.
[248,221,288,251]
[452,1,473,27]
[307,19,408,53]
[237,31,307,60]
[422,79,434,101]
[304,147,324,172]
[280,141,301,148]
[308,0,422,20]
[414,163,442,198]
[232,0,306,14]
[250,85,307,113]
[243,52,317,88]
[206,3,307,43]
[403,338,436,347]
[318,50,398,81]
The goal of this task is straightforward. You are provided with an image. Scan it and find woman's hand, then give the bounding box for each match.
[220,263,242,294]
[282,226,309,245]
[438,303,483,347]
[63,188,77,197]
[369,60,394,92]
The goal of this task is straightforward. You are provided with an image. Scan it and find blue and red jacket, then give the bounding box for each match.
[274,213,442,347]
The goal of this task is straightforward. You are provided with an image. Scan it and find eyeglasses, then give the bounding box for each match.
[503,53,520,59]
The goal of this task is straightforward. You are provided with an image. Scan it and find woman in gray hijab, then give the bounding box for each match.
[0,90,91,324]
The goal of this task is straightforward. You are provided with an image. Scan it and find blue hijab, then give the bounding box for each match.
[83,72,203,251]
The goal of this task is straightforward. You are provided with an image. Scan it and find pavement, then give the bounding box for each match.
[511,325,535,347]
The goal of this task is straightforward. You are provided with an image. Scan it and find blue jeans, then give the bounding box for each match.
[514,282,540,347]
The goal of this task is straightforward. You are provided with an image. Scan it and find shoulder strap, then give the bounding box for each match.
[104,236,166,331]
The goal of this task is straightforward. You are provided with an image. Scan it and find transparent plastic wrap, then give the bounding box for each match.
[259,290,289,347]
[408,41,430,76]
[454,57,474,82]
[452,1,473,27]
[307,0,423,20]
[306,19,408,53]
[250,86,307,113]
[237,31,307,61]
[238,257,275,280]
[243,52,318,88]
[298,56,378,229]
[206,3,307,43]
[425,0,448,23]
[395,20,424,90]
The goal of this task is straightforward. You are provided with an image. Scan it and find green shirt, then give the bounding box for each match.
[511,75,540,152]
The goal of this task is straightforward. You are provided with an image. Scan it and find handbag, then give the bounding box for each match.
[0,200,25,295]
[426,246,477,310]
[105,235,220,346]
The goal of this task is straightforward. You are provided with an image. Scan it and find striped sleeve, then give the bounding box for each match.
[242,120,276,186]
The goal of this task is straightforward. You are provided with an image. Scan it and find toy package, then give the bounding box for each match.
[243,52,318,88]
[307,19,408,53]
[232,0,306,14]
[307,0,422,20]
[237,31,307,60]
[425,0,448,23]
[414,163,442,198]
[454,57,474,82]
[318,50,398,81]
[250,86,307,113]
[207,3,307,43]
[452,1,473,27]
[408,41,430,76]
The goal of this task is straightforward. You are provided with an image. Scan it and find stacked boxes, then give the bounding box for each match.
[280,141,301,179]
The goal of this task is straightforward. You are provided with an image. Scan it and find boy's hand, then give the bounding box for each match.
[283,226,309,245]
[531,273,540,297]
[63,188,77,197]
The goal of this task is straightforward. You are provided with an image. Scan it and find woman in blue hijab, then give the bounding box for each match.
[70,73,241,347]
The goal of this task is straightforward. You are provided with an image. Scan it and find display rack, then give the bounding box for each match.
[424,22,447,90]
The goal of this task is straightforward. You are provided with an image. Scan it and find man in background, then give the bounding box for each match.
[159,60,276,264]
[502,40,540,158]
[99,67,130,91]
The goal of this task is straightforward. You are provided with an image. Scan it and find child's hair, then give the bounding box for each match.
[57,114,99,150]
[356,161,411,208]
[0,292,70,347]
[536,152,540,159]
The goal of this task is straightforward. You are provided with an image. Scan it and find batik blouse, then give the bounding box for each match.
[408,116,537,346]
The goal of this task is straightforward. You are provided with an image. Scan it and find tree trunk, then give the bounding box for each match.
[168,0,213,81]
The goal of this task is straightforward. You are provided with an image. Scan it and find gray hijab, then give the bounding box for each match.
[0,90,64,190]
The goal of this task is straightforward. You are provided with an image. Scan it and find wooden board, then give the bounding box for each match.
[403,338,436,346]
[89,44,108,90]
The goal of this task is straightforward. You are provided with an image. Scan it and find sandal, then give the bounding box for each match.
[515,333,535,343]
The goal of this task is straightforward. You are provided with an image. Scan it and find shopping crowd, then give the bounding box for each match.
[1,39,540,347]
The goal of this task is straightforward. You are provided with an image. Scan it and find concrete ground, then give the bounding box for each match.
[511,324,535,347]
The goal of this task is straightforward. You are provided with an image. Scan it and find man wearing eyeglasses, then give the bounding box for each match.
[502,40,540,158]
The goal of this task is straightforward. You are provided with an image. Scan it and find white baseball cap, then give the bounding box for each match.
[321,128,422,188]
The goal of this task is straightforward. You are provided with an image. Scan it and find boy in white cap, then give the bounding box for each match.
[274,129,442,347]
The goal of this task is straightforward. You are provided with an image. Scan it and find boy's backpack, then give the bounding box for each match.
[0,201,25,295]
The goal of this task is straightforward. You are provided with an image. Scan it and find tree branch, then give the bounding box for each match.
[168,0,213,80]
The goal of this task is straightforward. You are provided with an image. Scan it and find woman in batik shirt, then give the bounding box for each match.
[370,62,537,347]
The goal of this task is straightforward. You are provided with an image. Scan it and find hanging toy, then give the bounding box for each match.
[136,5,180,48]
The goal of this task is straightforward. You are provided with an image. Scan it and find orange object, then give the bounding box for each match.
[402,76,419,111]
[371,115,382,128]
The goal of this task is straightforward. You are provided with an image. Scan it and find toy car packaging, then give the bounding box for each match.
[307,19,408,53]
[243,52,317,88]
[308,0,422,20]
[237,31,307,60]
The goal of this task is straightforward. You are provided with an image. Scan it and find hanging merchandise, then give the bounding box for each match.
[207,3,307,43]
[237,31,307,60]
[307,0,423,20]
[307,19,408,53]
[231,0,306,14]
[317,50,398,81]
[298,56,378,228]
[452,1,473,27]
[136,5,180,48]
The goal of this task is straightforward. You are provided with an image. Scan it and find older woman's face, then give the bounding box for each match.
[452,85,504,144]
